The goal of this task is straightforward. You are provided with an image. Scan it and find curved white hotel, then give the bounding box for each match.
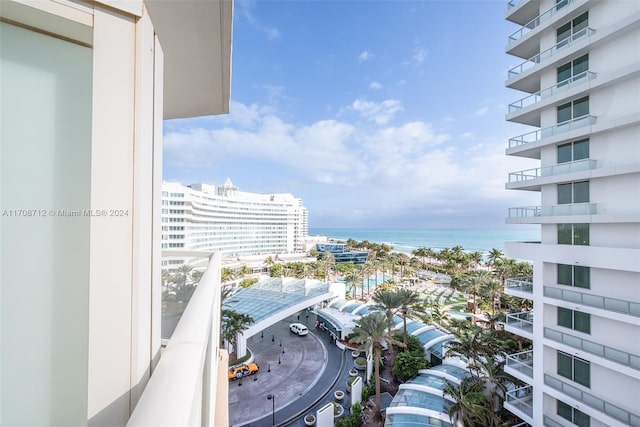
[162,179,308,266]
[503,1,640,426]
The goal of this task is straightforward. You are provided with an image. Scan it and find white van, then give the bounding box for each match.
[289,322,309,336]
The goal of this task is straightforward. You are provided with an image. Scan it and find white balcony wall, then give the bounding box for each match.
[591,126,640,167]
[589,1,640,30]
[0,21,92,426]
[591,173,640,216]
[590,268,640,301]
[590,223,640,248]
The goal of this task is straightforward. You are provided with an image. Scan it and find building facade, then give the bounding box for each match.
[503,1,640,426]
[316,242,369,264]
[1,1,232,426]
[162,179,308,266]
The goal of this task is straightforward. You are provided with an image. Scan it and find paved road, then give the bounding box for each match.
[230,312,358,427]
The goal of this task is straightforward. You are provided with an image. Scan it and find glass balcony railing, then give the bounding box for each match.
[508,27,596,78]
[509,115,597,148]
[508,0,574,44]
[544,286,640,317]
[509,71,596,112]
[506,311,534,334]
[544,327,640,370]
[128,252,224,427]
[506,350,534,378]
[543,417,565,427]
[505,385,533,417]
[508,158,597,183]
[545,374,640,426]
[508,203,597,218]
[505,277,533,294]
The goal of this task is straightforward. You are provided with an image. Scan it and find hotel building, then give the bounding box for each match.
[503,1,640,426]
[162,179,308,268]
[1,1,232,426]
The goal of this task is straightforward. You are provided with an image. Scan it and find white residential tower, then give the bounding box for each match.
[503,0,640,426]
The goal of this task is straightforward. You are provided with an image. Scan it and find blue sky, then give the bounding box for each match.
[163,0,540,229]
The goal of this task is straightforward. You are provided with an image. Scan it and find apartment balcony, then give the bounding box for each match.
[127,252,227,427]
[506,114,597,159]
[507,0,590,59]
[505,311,534,340]
[506,159,597,191]
[544,374,640,426]
[505,242,640,274]
[507,203,597,224]
[506,0,540,26]
[505,277,533,299]
[505,385,534,425]
[544,327,640,371]
[506,350,534,383]
[544,286,640,319]
[507,71,596,126]
[507,27,596,92]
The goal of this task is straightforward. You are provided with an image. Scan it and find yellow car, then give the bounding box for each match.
[228,363,259,380]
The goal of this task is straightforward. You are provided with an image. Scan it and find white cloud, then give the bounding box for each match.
[237,0,280,40]
[412,48,428,64]
[350,99,403,125]
[357,51,374,62]
[475,107,489,116]
[164,102,539,228]
[369,81,382,90]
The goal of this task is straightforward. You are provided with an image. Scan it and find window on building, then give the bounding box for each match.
[557,54,589,83]
[558,351,591,387]
[558,224,589,245]
[557,12,589,43]
[558,264,590,288]
[558,139,589,164]
[558,181,589,204]
[558,400,591,427]
[558,307,591,333]
[557,97,589,123]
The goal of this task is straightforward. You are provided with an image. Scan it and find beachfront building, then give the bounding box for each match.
[316,242,369,264]
[162,179,308,268]
[1,1,232,426]
[503,1,640,426]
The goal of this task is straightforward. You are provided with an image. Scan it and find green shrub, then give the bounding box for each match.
[392,351,428,382]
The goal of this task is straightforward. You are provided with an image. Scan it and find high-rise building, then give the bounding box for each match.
[162,179,308,267]
[503,1,640,426]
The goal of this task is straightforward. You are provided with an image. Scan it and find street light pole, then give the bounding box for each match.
[266,393,275,426]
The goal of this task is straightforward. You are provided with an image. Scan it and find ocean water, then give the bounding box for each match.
[309,228,540,254]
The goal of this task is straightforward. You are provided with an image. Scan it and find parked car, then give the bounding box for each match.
[228,363,259,380]
[289,322,309,336]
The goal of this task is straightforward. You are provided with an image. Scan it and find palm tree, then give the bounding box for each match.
[481,278,503,315]
[221,309,254,361]
[487,248,504,268]
[345,271,361,299]
[443,377,492,426]
[318,251,335,281]
[478,357,510,414]
[173,264,194,302]
[372,289,402,367]
[463,271,490,318]
[263,256,275,274]
[395,288,424,350]
[349,312,403,417]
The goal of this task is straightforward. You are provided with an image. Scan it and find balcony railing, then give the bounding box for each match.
[508,158,597,183]
[506,311,534,334]
[506,350,534,378]
[508,27,596,78]
[509,71,596,112]
[508,0,575,44]
[127,252,223,427]
[509,115,597,148]
[505,385,533,417]
[543,416,566,427]
[544,327,640,370]
[505,277,533,294]
[544,286,640,317]
[544,374,640,426]
[508,203,597,218]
